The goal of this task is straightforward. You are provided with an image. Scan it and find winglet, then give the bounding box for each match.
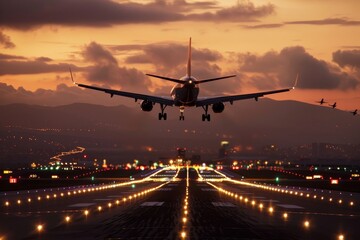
[69,67,77,85]
[292,73,299,89]
[187,37,192,77]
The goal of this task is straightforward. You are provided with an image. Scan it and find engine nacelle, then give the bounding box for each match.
[212,102,225,113]
[140,100,153,112]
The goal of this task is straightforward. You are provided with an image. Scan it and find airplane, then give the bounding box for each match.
[329,102,337,109]
[71,38,297,121]
[316,98,327,105]
[351,109,357,116]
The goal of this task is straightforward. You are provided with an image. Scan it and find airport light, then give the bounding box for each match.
[98,206,102,211]
[5,201,9,206]
[304,220,310,228]
[108,203,112,208]
[338,234,345,240]
[283,213,288,219]
[338,199,342,204]
[268,207,274,213]
[350,201,354,206]
[181,231,186,238]
[17,200,21,205]
[37,224,43,232]
[84,210,89,216]
[182,217,187,223]
[65,216,71,222]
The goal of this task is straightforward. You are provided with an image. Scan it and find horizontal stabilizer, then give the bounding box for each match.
[146,74,184,84]
[196,75,236,84]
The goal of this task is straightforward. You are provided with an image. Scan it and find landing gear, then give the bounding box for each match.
[158,104,167,120]
[179,106,185,121]
[201,105,211,121]
[159,112,167,120]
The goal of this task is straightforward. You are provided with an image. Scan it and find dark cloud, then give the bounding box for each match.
[238,46,359,90]
[0,58,75,75]
[0,53,26,60]
[35,57,53,62]
[285,18,360,26]
[125,42,222,73]
[0,0,183,30]
[0,0,274,30]
[333,50,360,68]
[82,42,152,91]
[188,1,275,22]
[242,23,284,29]
[242,17,360,29]
[0,30,15,48]
[0,82,124,106]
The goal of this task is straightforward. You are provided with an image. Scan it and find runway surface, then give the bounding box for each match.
[1,167,359,239]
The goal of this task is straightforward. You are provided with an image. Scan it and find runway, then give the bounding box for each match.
[1,167,359,239]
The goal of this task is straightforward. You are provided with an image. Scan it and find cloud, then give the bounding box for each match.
[0,57,75,75]
[0,82,122,106]
[0,30,15,48]
[82,42,152,91]
[0,0,274,30]
[188,1,275,22]
[285,18,360,26]
[333,49,360,68]
[242,17,360,29]
[125,42,222,73]
[242,23,284,29]
[238,46,359,90]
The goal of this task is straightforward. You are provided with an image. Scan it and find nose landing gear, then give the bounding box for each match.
[179,106,185,121]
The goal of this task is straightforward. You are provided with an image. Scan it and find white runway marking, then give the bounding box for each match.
[68,203,95,208]
[156,188,172,191]
[252,196,265,199]
[259,199,279,202]
[94,199,112,201]
[212,202,236,207]
[277,204,304,209]
[141,202,164,206]
[201,188,217,191]
[107,195,123,198]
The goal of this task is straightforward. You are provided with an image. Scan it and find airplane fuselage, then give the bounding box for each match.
[171,76,199,106]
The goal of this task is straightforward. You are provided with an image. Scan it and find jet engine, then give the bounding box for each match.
[140,100,153,112]
[212,102,225,113]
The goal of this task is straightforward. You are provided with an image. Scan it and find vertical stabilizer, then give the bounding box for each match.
[187,37,192,77]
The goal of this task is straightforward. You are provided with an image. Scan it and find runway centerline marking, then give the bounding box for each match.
[140,202,164,206]
[68,203,95,208]
[212,202,236,207]
[201,188,217,191]
[277,204,304,209]
[155,188,172,191]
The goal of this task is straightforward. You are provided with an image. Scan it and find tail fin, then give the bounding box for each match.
[187,37,192,77]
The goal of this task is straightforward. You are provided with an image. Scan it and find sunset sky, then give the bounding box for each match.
[1,0,360,110]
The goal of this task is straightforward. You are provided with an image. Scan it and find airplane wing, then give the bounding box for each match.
[75,83,175,106]
[196,88,292,107]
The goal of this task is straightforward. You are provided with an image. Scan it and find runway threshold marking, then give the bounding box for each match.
[140,202,164,206]
[68,203,95,208]
[212,202,236,207]
[276,204,304,209]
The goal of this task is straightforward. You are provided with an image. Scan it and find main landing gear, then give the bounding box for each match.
[201,105,211,121]
[158,104,167,120]
[179,106,185,121]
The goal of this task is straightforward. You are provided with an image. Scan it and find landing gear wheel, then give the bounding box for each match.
[202,114,210,121]
[179,115,185,121]
[158,112,167,120]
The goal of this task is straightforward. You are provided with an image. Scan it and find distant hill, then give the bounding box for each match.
[0,99,359,165]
